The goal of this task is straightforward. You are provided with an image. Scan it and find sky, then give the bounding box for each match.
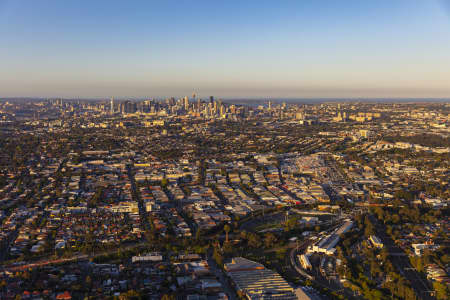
[0,0,450,99]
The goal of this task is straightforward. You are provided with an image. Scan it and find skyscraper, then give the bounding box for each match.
[110,97,114,114]
[184,96,189,111]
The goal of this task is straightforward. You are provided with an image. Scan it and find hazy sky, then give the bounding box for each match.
[1,0,450,98]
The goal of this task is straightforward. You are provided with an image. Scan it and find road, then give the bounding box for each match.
[207,251,237,300]
[0,241,148,274]
[126,164,152,238]
[289,239,314,280]
[370,215,435,300]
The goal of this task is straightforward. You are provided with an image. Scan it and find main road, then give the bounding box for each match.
[370,215,435,300]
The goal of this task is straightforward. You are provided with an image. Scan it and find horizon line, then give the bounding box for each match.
[1,96,450,101]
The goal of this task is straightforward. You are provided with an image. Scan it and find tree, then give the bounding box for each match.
[223,241,233,254]
[285,218,297,231]
[364,216,375,237]
[213,247,224,266]
[247,233,262,248]
[237,290,247,300]
[119,290,140,300]
[264,233,277,248]
[85,275,92,288]
[374,207,385,222]
[195,228,201,242]
[371,289,383,299]
[224,224,231,243]
[161,178,168,188]
[433,281,450,300]
[380,248,389,262]
[161,294,175,300]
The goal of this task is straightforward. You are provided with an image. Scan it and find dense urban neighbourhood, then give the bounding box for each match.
[0,98,449,300]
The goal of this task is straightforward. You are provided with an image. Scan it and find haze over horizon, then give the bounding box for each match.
[1,0,450,98]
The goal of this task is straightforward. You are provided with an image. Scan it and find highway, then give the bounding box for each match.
[370,215,435,300]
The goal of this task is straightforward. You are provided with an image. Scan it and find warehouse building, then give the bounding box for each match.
[224,257,297,300]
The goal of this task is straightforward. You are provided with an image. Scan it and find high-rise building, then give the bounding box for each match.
[110,97,114,114]
[184,96,189,111]
[122,100,137,114]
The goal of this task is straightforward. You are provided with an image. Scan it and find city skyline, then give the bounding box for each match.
[0,2,449,298]
[1,0,450,98]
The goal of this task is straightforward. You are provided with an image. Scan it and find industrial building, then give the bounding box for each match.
[224,257,297,300]
[307,220,353,255]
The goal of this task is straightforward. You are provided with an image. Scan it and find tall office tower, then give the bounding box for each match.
[110,97,114,114]
[122,100,137,114]
[184,96,189,111]
[243,105,249,116]
[197,96,201,111]
[268,101,272,111]
[209,96,214,104]
[143,100,151,113]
